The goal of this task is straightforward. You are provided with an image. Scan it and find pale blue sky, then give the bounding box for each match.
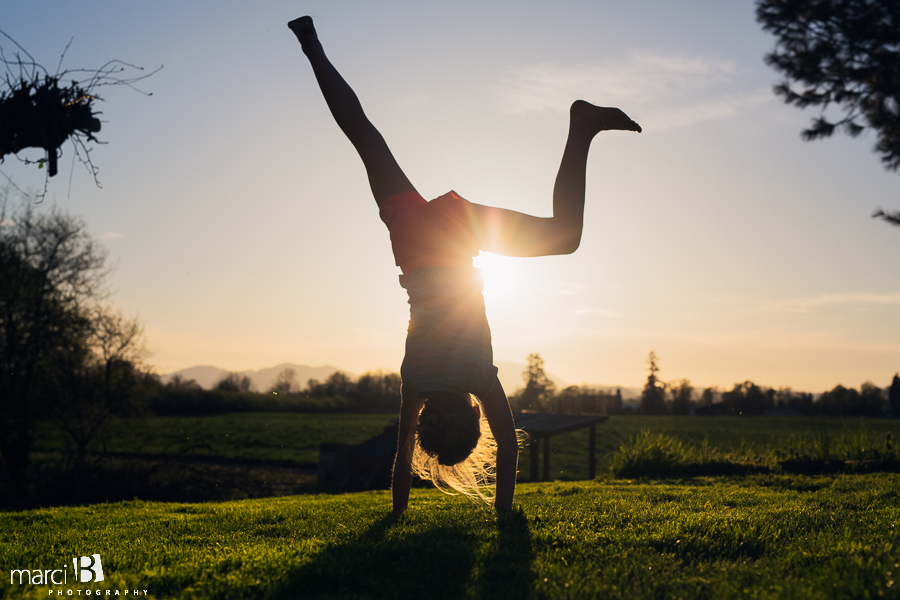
[2,1,898,392]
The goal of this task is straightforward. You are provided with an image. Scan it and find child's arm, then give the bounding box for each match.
[391,396,424,515]
[480,380,519,510]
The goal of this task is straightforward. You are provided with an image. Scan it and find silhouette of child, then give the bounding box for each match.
[289,16,640,513]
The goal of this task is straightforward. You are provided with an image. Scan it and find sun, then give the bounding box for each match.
[473,251,524,306]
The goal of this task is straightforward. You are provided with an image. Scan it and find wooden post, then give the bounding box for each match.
[530,439,539,482]
[589,424,596,480]
[542,435,550,482]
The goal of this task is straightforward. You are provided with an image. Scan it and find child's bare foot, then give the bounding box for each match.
[288,16,320,53]
[570,100,642,135]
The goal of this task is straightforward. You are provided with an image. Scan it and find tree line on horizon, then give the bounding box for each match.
[497,352,899,418]
[637,351,900,418]
[153,368,403,416]
[149,352,900,420]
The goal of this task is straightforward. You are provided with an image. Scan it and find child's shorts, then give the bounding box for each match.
[399,267,499,401]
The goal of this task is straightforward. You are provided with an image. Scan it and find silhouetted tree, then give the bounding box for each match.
[553,385,612,413]
[217,372,252,392]
[872,209,900,227]
[306,378,322,394]
[859,380,886,415]
[890,373,900,416]
[303,370,401,412]
[0,193,151,500]
[52,306,149,469]
[0,195,107,489]
[791,391,815,414]
[640,351,666,414]
[166,374,201,391]
[513,353,556,412]
[774,386,815,414]
[354,370,401,399]
[817,384,857,416]
[353,370,401,412]
[307,371,355,396]
[553,385,580,413]
[699,387,720,407]
[267,368,297,395]
[324,371,354,397]
[722,381,775,415]
[669,379,694,415]
[756,0,900,226]
[818,381,885,416]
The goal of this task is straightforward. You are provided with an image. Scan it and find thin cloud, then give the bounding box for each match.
[547,281,590,296]
[494,51,770,129]
[757,292,900,313]
[573,305,620,318]
[641,90,772,131]
[99,232,124,239]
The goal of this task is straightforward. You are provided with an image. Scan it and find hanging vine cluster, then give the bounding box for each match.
[0,73,100,177]
[0,28,160,189]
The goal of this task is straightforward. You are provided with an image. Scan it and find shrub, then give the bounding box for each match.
[610,430,694,478]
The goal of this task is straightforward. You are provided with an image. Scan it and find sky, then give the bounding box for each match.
[1,1,897,394]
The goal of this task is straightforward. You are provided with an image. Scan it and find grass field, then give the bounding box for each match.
[521,415,896,481]
[33,414,397,468]
[2,474,898,599]
[32,414,898,479]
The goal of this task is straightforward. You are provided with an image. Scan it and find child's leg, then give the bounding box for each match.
[470,101,641,257]
[289,17,417,206]
[552,101,641,249]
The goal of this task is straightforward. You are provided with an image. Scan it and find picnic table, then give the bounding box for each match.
[513,411,609,481]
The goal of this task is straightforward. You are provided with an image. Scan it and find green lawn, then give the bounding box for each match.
[2,474,898,599]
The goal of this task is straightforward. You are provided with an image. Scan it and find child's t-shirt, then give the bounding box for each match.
[380,190,497,399]
[379,191,480,273]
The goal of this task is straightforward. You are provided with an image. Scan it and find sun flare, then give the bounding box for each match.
[473,251,524,306]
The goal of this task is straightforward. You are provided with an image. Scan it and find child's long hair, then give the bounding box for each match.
[410,391,497,503]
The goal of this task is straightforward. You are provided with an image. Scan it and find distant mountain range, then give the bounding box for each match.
[162,361,640,400]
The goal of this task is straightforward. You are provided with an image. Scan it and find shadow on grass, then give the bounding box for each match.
[273,510,534,600]
[1,453,321,510]
[478,508,534,598]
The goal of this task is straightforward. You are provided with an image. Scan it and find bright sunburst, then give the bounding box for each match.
[473,251,524,306]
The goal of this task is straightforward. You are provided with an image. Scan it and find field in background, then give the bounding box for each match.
[34,413,394,468]
[32,414,897,480]
[2,475,898,599]
[519,415,897,481]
